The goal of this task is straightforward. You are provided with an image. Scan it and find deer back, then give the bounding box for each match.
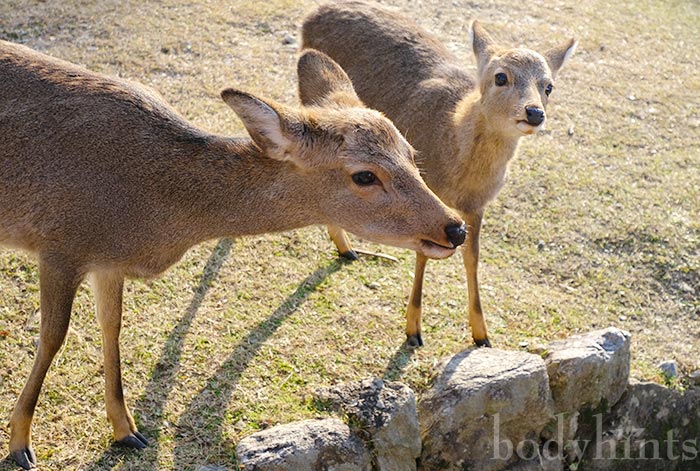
[302,1,475,203]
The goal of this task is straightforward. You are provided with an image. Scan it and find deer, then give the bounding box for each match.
[302,1,577,348]
[0,40,467,470]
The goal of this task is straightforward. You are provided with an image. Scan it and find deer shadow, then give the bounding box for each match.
[170,257,343,468]
[382,342,417,382]
[86,239,343,469]
[86,238,233,469]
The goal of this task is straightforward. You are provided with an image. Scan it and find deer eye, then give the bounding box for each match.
[352,171,378,186]
[495,72,508,86]
[545,83,553,96]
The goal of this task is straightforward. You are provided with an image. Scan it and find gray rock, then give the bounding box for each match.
[315,377,421,471]
[504,458,563,471]
[281,32,296,45]
[540,456,565,471]
[196,466,227,471]
[236,418,371,471]
[543,327,631,439]
[689,370,700,385]
[542,328,632,457]
[659,360,678,378]
[418,348,554,471]
[575,380,700,470]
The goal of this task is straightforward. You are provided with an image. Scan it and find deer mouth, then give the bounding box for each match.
[516,120,542,135]
[419,239,457,259]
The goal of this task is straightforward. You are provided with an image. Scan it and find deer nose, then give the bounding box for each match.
[525,106,545,126]
[445,222,467,247]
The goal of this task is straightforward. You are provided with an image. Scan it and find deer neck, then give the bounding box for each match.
[452,93,521,170]
[169,135,324,243]
[445,92,521,211]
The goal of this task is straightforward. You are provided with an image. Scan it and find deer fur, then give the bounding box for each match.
[302,1,577,347]
[0,41,465,469]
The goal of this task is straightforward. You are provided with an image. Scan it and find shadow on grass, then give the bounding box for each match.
[170,257,344,468]
[0,455,21,471]
[382,342,416,382]
[85,238,234,470]
[1,249,345,471]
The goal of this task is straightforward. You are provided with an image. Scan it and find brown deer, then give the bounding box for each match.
[302,1,576,348]
[0,41,466,469]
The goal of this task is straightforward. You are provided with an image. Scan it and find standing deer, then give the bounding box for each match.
[303,1,576,348]
[0,41,466,470]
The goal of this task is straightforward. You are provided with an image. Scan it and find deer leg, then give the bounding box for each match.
[327,225,399,262]
[327,225,358,260]
[463,211,490,347]
[10,257,82,470]
[405,252,428,347]
[89,271,148,449]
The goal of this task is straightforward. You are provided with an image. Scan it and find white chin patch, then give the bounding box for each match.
[516,121,542,135]
[419,240,457,260]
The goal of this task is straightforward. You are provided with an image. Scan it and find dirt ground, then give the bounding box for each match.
[1,0,698,469]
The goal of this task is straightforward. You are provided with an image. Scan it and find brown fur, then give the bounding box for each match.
[302,1,576,347]
[0,41,465,469]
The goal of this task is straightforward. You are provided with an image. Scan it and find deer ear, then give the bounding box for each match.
[470,20,497,78]
[544,38,577,79]
[297,49,362,108]
[221,88,298,163]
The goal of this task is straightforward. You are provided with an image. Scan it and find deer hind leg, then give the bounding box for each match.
[89,271,148,449]
[10,257,82,470]
[327,225,358,260]
[463,211,490,347]
[405,252,428,347]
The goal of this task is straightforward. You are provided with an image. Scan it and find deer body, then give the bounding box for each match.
[1,47,316,271]
[1,40,465,469]
[302,1,576,347]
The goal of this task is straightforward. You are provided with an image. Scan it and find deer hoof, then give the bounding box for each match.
[114,431,149,449]
[340,250,359,261]
[406,333,424,348]
[474,337,492,348]
[11,446,37,470]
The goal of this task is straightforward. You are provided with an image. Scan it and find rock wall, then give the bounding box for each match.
[577,380,700,471]
[236,418,372,470]
[235,328,699,471]
[315,378,422,471]
[418,348,554,471]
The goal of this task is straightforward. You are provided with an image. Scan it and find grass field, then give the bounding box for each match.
[1,0,698,469]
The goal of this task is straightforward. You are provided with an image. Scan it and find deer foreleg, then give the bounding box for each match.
[10,257,82,470]
[89,271,148,449]
[405,252,428,347]
[463,211,490,347]
[327,225,358,260]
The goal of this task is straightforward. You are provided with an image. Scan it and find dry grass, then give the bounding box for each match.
[1,0,698,469]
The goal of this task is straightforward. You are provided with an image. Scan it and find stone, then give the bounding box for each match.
[504,458,563,471]
[543,328,631,417]
[689,370,700,385]
[236,418,371,471]
[281,32,296,45]
[658,360,678,378]
[418,348,554,471]
[542,328,631,454]
[315,377,421,471]
[575,380,700,470]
